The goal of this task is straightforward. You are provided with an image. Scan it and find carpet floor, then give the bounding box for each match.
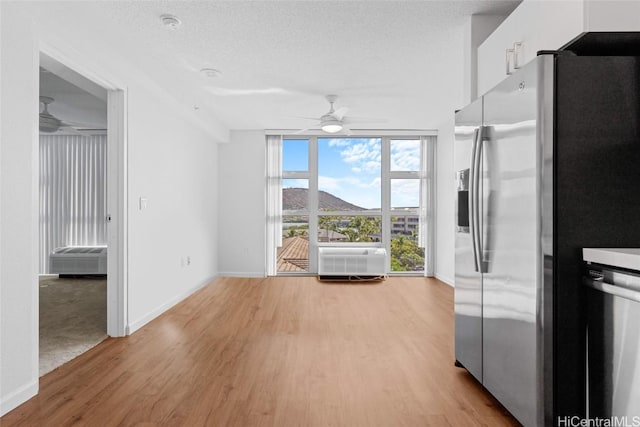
[39,276,107,376]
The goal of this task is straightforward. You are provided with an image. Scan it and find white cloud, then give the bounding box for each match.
[342,176,380,189]
[339,138,381,173]
[318,175,382,209]
[362,160,380,173]
[390,140,420,171]
[391,179,419,207]
[318,175,341,191]
[342,176,361,186]
[327,138,352,147]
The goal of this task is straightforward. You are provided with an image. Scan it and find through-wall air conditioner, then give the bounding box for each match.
[318,247,387,281]
[49,246,108,276]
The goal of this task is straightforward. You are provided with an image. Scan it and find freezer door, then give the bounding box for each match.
[481,59,540,426]
[454,98,483,382]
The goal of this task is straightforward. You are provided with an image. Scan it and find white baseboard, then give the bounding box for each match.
[218,272,266,278]
[127,277,216,335]
[1,380,38,417]
[435,273,454,287]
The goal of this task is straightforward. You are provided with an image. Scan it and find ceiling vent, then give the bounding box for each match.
[160,14,181,29]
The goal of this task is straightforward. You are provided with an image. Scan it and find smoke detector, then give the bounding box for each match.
[200,68,222,78]
[160,14,181,29]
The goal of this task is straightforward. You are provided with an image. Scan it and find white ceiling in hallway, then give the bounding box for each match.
[31,1,520,133]
[39,65,108,131]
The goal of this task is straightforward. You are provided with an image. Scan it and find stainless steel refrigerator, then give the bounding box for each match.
[454,51,640,426]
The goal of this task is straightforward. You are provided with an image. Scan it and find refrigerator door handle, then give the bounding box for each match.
[474,127,486,273]
[470,126,485,273]
[469,127,481,272]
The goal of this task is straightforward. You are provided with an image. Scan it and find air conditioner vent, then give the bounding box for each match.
[49,246,107,275]
[318,247,386,281]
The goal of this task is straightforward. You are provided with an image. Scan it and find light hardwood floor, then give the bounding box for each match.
[2,277,519,426]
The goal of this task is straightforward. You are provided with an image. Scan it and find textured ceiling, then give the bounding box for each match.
[33,1,521,133]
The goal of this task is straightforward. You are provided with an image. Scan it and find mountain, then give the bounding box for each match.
[283,188,364,211]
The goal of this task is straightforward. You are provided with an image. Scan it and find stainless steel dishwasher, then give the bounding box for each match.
[584,259,640,419]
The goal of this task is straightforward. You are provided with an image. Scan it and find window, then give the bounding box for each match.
[388,139,424,272]
[279,139,311,273]
[281,180,310,272]
[271,135,435,276]
[280,215,309,272]
[283,139,309,171]
[318,215,382,243]
[318,138,381,210]
[390,139,421,171]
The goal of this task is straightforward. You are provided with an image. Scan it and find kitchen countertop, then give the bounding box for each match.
[583,248,640,271]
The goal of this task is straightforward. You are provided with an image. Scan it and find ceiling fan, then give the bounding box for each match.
[295,95,385,135]
[39,96,105,135]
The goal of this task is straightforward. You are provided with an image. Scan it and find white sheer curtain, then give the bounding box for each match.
[39,134,107,273]
[265,134,283,276]
[419,135,436,276]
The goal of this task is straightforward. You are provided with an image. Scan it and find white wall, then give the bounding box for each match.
[0,5,40,415]
[584,0,640,31]
[125,86,221,333]
[0,3,225,415]
[217,130,267,277]
[433,25,466,287]
[434,120,456,287]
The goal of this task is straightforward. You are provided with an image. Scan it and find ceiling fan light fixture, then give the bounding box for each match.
[321,117,342,133]
[39,96,61,132]
[40,118,60,133]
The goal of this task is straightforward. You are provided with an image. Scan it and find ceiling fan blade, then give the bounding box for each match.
[60,119,100,127]
[39,96,106,136]
[59,124,105,135]
[291,116,321,121]
[331,106,349,121]
[58,126,86,136]
[60,119,106,130]
[343,117,388,124]
[342,126,353,136]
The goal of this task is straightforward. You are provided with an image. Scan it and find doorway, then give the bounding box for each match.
[38,50,127,375]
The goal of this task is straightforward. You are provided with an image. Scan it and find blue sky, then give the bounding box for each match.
[283,138,420,209]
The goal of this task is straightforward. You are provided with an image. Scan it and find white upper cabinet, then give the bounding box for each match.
[477,0,640,96]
